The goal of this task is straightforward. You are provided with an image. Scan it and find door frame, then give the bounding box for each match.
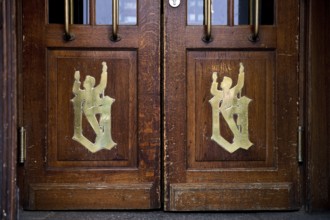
[0,0,329,218]
[0,0,18,219]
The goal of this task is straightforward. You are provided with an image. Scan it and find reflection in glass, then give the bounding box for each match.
[187,0,227,25]
[234,0,274,25]
[234,0,249,25]
[96,0,137,25]
[49,0,89,24]
[212,0,228,25]
[187,0,203,25]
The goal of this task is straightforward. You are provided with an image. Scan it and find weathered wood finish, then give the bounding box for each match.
[170,183,295,211]
[21,0,160,210]
[307,0,330,211]
[28,183,153,210]
[0,0,325,214]
[164,0,300,211]
[0,0,17,219]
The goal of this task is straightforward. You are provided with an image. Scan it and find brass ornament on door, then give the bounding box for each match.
[71,62,117,153]
[209,63,253,153]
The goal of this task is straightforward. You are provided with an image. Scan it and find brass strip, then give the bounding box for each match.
[64,0,75,41]
[249,0,260,42]
[202,0,212,42]
[110,0,121,41]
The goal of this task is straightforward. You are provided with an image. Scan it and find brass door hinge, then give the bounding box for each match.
[298,126,303,163]
[19,127,26,164]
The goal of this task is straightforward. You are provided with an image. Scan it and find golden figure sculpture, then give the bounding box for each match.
[209,62,253,153]
[72,62,116,153]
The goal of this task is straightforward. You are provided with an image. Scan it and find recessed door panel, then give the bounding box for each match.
[47,50,137,168]
[187,51,275,169]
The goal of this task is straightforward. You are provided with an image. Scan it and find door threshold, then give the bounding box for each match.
[19,209,330,220]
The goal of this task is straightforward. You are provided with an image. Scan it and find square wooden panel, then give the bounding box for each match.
[187,51,275,169]
[47,50,137,169]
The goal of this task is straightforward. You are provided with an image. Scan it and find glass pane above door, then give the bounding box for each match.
[49,0,89,24]
[96,0,137,25]
[234,0,249,25]
[234,0,274,25]
[187,0,228,25]
[187,0,274,26]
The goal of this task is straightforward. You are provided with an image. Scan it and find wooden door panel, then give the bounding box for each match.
[28,183,153,210]
[187,51,275,168]
[169,183,294,211]
[22,0,160,210]
[164,0,300,211]
[48,50,137,168]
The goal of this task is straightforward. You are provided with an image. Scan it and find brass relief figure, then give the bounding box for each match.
[209,63,253,153]
[72,62,116,153]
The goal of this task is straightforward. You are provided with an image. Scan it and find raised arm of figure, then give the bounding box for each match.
[95,62,108,93]
[233,63,245,94]
[210,72,222,97]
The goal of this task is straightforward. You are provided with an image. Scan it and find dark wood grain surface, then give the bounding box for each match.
[0,0,326,215]
[0,0,18,219]
[21,0,160,210]
[164,0,300,211]
[307,0,330,211]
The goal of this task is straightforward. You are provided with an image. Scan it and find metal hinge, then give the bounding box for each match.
[298,126,303,163]
[19,127,26,164]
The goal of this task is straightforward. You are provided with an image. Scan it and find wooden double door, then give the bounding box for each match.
[20,0,301,211]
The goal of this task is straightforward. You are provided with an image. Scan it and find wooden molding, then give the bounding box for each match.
[170,183,297,211]
[28,183,154,210]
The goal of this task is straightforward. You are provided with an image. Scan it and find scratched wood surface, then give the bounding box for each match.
[0,0,18,219]
[20,0,161,210]
[164,0,301,211]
